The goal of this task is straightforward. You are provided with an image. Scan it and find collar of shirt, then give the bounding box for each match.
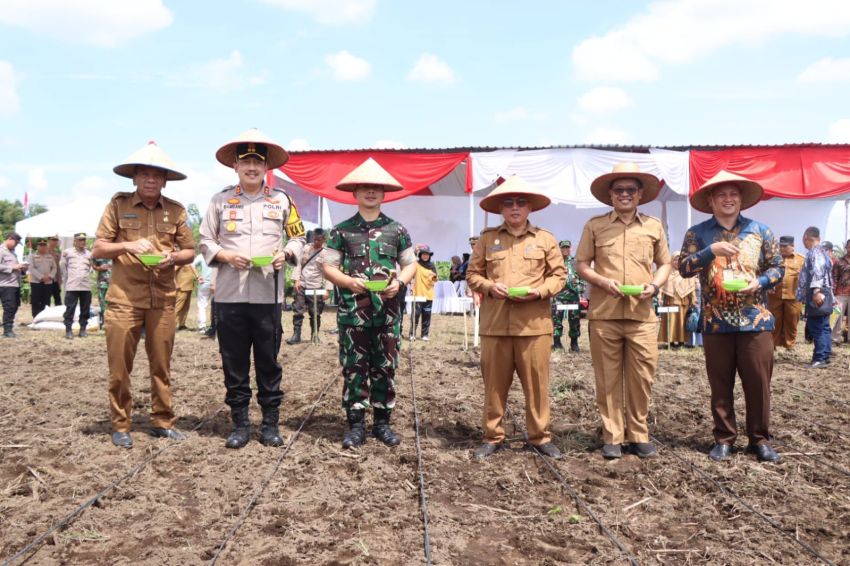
[606,209,646,226]
[131,191,165,209]
[706,214,744,232]
[352,212,391,230]
[496,221,538,236]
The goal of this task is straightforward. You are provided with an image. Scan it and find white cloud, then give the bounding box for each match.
[177,51,269,91]
[287,138,312,151]
[372,140,407,149]
[324,50,370,81]
[28,168,48,190]
[0,61,20,117]
[260,0,375,25]
[494,106,547,123]
[798,57,850,83]
[407,53,457,85]
[578,87,633,113]
[828,119,850,142]
[0,0,173,47]
[583,127,629,144]
[572,0,850,82]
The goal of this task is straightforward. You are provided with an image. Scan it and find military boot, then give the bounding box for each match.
[225,406,251,449]
[259,407,284,447]
[372,408,401,446]
[286,321,302,345]
[552,336,564,350]
[342,409,366,449]
[65,327,74,340]
[570,337,580,352]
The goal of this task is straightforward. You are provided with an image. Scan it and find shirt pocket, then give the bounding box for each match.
[522,246,545,276]
[156,223,177,248]
[118,219,142,241]
[345,234,368,273]
[596,238,621,262]
[485,250,509,281]
[376,241,397,265]
[626,234,654,264]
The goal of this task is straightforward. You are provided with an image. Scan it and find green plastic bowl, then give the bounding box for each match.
[139,254,164,266]
[364,280,389,292]
[620,284,644,296]
[507,286,531,297]
[722,279,748,292]
[251,256,274,267]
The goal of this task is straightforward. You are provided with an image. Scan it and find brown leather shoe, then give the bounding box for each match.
[533,442,562,459]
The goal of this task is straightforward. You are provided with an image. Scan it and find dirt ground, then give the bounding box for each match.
[1,305,849,565]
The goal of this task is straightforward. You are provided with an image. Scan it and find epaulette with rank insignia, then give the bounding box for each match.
[219,185,235,193]
[110,191,134,201]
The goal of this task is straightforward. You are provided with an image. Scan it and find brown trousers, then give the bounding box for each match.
[658,295,690,344]
[480,334,551,445]
[589,319,658,444]
[105,303,177,431]
[768,297,802,349]
[703,331,773,446]
[174,290,192,327]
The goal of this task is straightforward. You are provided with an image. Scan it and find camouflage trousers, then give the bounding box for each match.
[552,294,581,339]
[98,285,109,328]
[338,323,399,411]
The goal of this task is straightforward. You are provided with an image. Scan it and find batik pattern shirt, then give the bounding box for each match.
[679,215,783,334]
[796,244,833,303]
[831,255,850,296]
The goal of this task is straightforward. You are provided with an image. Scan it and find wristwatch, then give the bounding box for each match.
[648,283,659,296]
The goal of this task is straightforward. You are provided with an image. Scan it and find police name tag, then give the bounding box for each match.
[556,304,579,311]
[657,306,680,313]
[406,296,428,303]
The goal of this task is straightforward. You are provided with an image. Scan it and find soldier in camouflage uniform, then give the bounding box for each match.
[93,258,112,329]
[551,240,584,351]
[321,158,418,449]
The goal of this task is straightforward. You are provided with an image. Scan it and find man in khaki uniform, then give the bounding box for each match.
[174,263,196,330]
[576,163,671,460]
[287,228,328,344]
[27,238,57,318]
[46,236,62,306]
[93,141,195,449]
[61,232,94,339]
[767,235,804,349]
[467,176,566,460]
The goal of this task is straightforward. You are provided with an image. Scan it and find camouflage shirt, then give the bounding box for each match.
[323,212,414,327]
[95,258,112,289]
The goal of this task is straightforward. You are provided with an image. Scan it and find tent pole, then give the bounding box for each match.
[319,196,325,229]
[468,191,474,238]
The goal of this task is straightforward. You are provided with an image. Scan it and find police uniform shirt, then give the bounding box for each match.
[28,252,57,283]
[200,184,305,304]
[61,247,94,291]
[0,246,21,288]
[575,210,670,322]
[293,242,326,290]
[96,191,195,309]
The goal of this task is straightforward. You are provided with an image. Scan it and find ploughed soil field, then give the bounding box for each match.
[1,307,849,565]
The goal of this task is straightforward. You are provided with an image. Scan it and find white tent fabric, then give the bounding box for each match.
[15,197,107,238]
[470,148,691,206]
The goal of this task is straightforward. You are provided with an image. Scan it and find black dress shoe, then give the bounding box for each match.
[631,442,657,458]
[746,443,780,463]
[78,329,87,338]
[708,443,732,461]
[112,431,133,448]
[65,330,74,339]
[150,427,187,441]
[473,442,501,460]
[601,444,623,459]
[533,442,561,459]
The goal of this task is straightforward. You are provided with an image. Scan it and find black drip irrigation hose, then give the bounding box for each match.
[649,434,837,566]
[207,372,338,565]
[503,406,640,566]
[406,347,433,566]
[2,403,226,566]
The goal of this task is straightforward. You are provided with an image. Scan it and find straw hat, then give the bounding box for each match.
[479,176,551,214]
[113,141,187,181]
[589,162,660,206]
[336,158,404,192]
[215,128,289,169]
[690,170,763,213]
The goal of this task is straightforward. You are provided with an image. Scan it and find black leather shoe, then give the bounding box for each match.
[570,338,580,352]
[708,443,733,461]
[150,427,187,441]
[473,442,501,460]
[342,409,366,449]
[259,407,284,447]
[78,329,88,338]
[3,331,17,338]
[65,330,74,339]
[226,406,251,449]
[746,443,780,463]
[631,442,657,458]
[111,431,133,448]
[533,442,561,459]
[601,444,623,459]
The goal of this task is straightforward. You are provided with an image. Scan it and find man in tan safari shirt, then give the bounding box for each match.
[767,235,805,349]
[466,176,566,460]
[93,141,195,449]
[576,163,671,460]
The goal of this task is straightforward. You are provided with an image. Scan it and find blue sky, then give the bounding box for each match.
[0,0,848,212]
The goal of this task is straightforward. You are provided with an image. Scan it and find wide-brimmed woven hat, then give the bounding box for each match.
[479,176,551,214]
[336,158,404,192]
[215,128,289,169]
[690,170,764,213]
[590,162,660,206]
[113,141,186,181]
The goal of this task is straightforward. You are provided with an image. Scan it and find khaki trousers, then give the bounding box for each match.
[105,303,177,431]
[480,334,551,445]
[768,297,802,349]
[174,290,192,327]
[589,319,658,444]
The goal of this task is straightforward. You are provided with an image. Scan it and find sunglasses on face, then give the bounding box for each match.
[611,187,640,196]
[501,198,529,208]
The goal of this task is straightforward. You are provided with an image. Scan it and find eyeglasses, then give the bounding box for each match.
[611,187,640,196]
[501,197,529,208]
